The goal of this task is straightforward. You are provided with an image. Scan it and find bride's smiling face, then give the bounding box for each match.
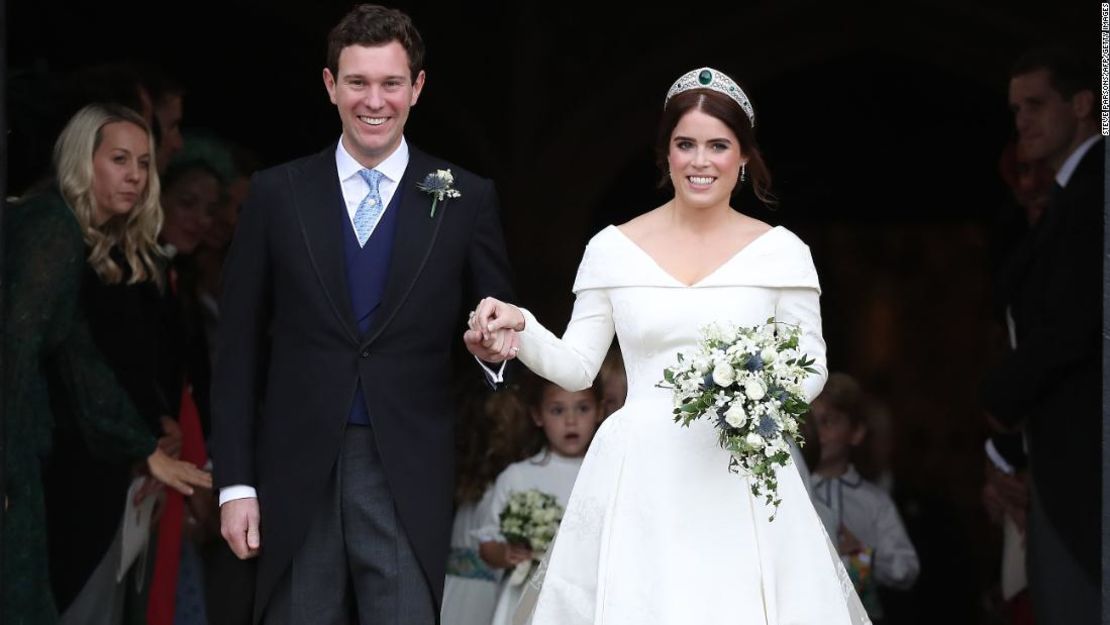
[667,109,746,209]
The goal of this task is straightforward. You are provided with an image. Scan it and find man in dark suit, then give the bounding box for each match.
[983,46,1102,625]
[210,5,515,623]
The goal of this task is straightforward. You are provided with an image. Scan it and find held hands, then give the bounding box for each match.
[463,297,526,363]
[221,497,262,559]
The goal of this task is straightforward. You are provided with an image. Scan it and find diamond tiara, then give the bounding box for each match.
[664,67,755,126]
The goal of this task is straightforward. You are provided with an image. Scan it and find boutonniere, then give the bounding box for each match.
[417,169,461,217]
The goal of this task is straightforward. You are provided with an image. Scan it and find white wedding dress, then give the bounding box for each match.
[511,225,871,625]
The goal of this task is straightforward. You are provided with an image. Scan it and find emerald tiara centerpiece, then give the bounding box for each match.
[664,67,755,126]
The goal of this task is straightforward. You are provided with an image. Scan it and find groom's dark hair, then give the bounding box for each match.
[326,4,426,82]
[1011,45,1095,102]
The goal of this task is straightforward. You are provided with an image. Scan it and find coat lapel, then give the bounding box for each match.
[290,144,360,344]
[363,147,446,347]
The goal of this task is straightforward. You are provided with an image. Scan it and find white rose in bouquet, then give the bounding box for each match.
[744,378,767,400]
[760,347,778,364]
[724,402,748,429]
[712,362,736,387]
[693,356,711,375]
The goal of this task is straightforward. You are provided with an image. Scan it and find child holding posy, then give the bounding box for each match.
[476,374,602,625]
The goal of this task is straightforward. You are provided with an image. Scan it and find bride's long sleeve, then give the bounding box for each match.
[775,286,828,402]
[515,288,615,393]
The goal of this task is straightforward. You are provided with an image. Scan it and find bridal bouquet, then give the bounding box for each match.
[660,318,818,517]
[500,489,563,585]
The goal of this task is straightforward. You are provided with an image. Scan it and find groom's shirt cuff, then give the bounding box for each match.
[475,356,507,388]
[219,485,258,506]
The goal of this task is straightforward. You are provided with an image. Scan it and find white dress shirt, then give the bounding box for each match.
[336,136,409,242]
[1055,133,1100,188]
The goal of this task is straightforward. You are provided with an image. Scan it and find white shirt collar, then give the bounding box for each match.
[812,464,863,488]
[1055,134,1100,188]
[335,136,410,184]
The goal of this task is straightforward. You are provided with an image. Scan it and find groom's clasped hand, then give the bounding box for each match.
[463,296,524,363]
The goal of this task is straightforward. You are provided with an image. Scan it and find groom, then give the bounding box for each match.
[211,5,514,623]
[983,45,1101,625]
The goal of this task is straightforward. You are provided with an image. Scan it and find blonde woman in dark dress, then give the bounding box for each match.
[2,103,212,624]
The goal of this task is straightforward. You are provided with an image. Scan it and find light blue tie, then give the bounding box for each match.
[354,169,385,247]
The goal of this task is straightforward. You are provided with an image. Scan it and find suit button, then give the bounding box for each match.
[361,350,369,358]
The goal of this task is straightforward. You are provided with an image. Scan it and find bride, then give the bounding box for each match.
[465,67,870,625]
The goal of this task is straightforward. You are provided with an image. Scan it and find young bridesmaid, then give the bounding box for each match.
[476,375,602,625]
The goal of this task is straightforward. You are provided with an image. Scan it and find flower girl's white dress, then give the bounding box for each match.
[511,225,871,625]
[441,492,499,625]
[475,451,584,625]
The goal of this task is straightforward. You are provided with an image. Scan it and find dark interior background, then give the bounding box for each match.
[7,2,1096,622]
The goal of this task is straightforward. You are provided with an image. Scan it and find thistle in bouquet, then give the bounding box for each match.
[499,489,564,585]
[660,318,818,518]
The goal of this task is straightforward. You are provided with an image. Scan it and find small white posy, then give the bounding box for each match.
[417,168,462,217]
[499,489,564,587]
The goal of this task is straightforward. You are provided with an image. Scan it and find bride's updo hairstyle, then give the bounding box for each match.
[655,67,774,204]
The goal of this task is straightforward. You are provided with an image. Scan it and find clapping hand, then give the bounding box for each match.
[145,447,212,497]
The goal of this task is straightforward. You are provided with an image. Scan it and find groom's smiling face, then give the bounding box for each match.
[324,41,425,169]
